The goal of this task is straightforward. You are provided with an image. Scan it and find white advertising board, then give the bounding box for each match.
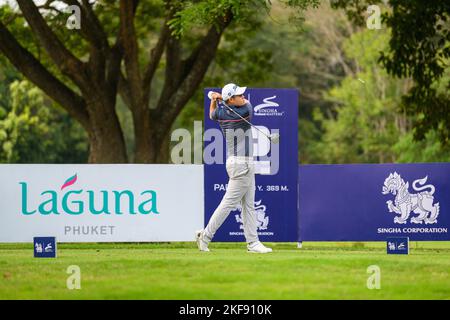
[0,165,203,242]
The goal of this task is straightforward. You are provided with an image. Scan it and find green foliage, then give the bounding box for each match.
[168,0,320,37]
[332,0,450,145]
[1,0,325,163]
[283,0,320,29]
[2,0,447,164]
[311,28,450,163]
[171,3,278,163]
[394,130,450,163]
[168,0,268,37]
[0,60,17,113]
[380,0,450,144]
[0,3,81,96]
[173,1,322,154]
[0,80,88,163]
[330,0,383,26]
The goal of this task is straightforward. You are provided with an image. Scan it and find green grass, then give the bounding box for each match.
[0,242,449,299]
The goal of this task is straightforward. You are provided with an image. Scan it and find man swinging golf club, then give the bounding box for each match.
[195,83,273,253]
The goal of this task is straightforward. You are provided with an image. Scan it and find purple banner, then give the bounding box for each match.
[298,163,450,241]
[204,88,299,242]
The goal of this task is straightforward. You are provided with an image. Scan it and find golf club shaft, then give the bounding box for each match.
[216,100,272,140]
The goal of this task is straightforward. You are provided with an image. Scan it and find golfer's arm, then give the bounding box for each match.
[245,100,252,121]
[209,99,217,120]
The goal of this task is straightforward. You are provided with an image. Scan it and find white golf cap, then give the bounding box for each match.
[221,83,247,101]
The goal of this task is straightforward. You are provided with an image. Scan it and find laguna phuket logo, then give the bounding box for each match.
[382,172,439,224]
[20,174,159,215]
[253,96,284,116]
[61,173,78,190]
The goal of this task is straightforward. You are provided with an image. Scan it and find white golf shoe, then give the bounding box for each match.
[247,241,272,253]
[195,229,210,252]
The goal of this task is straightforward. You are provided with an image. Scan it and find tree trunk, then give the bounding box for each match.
[156,131,171,163]
[133,108,154,163]
[86,95,128,163]
[132,111,172,163]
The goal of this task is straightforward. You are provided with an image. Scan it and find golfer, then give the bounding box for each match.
[196,83,272,253]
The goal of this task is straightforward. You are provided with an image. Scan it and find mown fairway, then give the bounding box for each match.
[0,242,449,299]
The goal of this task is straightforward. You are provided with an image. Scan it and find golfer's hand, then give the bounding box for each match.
[211,92,222,101]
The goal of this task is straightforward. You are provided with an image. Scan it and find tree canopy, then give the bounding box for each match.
[332,0,450,145]
[0,0,448,164]
[0,0,319,163]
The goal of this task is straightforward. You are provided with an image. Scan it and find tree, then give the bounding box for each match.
[313,29,412,163]
[311,27,450,164]
[331,0,450,145]
[0,79,88,163]
[0,0,319,163]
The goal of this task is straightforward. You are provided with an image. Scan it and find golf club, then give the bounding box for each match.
[208,91,280,144]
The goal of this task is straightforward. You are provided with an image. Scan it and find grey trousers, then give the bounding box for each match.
[204,156,259,243]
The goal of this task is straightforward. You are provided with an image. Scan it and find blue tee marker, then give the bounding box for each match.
[33,237,57,258]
